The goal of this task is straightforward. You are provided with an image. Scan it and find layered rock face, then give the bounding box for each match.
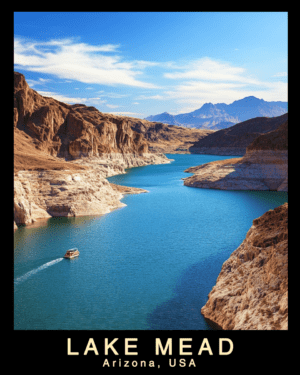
[189,113,288,155]
[14,71,209,157]
[14,72,171,229]
[201,203,288,330]
[184,121,288,191]
[14,159,149,227]
[14,72,164,161]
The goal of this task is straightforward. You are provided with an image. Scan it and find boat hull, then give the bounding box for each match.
[64,254,79,259]
[64,250,80,259]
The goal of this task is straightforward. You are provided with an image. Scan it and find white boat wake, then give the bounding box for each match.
[14,258,64,285]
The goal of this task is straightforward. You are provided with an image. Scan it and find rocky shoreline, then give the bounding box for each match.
[183,150,287,191]
[183,120,288,329]
[183,121,288,192]
[14,153,172,230]
[188,146,246,156]
[201,203,288,330]
[14,71,173,230]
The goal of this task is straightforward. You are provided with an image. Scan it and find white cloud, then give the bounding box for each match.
[137,94,165,100]
[15,36,287,113]
[106,104,120,108]
[163,80,287,114]
[26,77,52,87]
[14,36,159,89]
[164,57,260,85]
[36,90,106,105]
[161,57,287,112]
[273,72,287,77]
[97,92,130,98]
[105,111,142,117]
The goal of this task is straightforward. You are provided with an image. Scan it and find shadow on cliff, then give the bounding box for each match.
[145,250,232,330]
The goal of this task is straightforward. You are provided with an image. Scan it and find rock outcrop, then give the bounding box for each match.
[189,113,288,155]
[184,121,288,191]
[201,203,288,330]
[14,71,211,157]
[14,72,171,229]
[14,169,121,226]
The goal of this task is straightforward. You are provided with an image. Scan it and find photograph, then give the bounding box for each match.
[13,11,288,364]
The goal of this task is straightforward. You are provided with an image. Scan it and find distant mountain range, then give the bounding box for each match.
[145,96,288,130]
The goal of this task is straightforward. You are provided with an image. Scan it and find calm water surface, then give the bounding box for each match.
[14,154,288,330]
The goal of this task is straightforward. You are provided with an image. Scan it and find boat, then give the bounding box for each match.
[64,248,80,259]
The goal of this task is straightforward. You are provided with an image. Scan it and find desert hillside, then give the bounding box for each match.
[189,113,288,155]
[130,121,214,153]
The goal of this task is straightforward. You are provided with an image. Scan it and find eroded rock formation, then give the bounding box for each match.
[14,71,210,157]
[14,72,171,229]
[201,203,288,330]
[184,121,288,191]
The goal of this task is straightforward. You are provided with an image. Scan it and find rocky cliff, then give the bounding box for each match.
[14,138,152,229]
[201,203,288,330]
[184,120,288,191]
[14,72,171,230]
[189,113,288,155]
[14,71,211,157]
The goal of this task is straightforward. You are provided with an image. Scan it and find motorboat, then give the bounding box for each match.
[64,248,80,259]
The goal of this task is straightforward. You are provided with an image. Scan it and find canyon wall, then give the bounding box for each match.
[14,72,170,229]
[184,121,288,191]
[201,203,288,330]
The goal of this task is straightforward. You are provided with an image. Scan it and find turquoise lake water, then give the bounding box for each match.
[14,154,288,330]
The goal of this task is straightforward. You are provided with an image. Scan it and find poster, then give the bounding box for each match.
[13,11,289,365]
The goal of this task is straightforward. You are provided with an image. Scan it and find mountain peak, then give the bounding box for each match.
[238,96,263,102]
[146,95,287,129]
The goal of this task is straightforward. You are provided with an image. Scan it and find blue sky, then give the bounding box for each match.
[14,12,288,119]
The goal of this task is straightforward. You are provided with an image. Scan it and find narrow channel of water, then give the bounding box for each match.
[14,154,288,330]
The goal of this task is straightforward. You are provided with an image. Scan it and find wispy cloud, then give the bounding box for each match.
[105,111,142,117]
[96,92,130,99]
[137,94,165,100]
[36,90,106,105]
[26,77,52,87]
[162,57,287,113]
[273,72,287,77]
[15,36,287,116]
[14,36,159,89]
[106,104,120,108]
[163,81,287,114]
[164,57,260,85]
